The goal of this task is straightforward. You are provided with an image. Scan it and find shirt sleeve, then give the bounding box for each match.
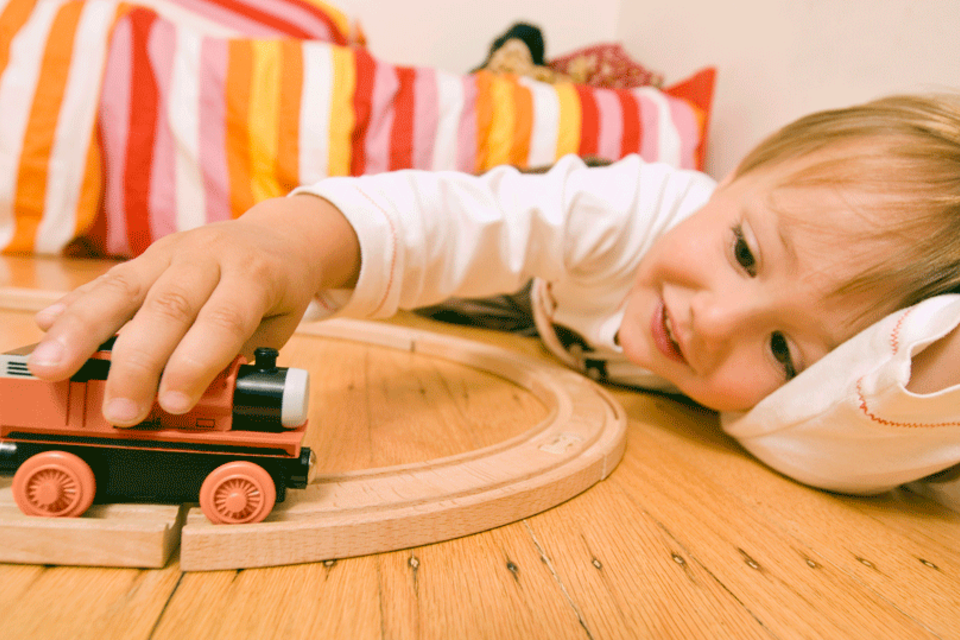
[291,154,714,319]
[720,294,960,494]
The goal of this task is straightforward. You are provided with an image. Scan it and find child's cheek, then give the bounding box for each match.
[617,291,654,368]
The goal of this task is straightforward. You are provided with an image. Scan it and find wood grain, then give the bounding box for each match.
[2,256,960,640]
[0,289,627,572]
[181,319,627,570]
[0,485,184,568]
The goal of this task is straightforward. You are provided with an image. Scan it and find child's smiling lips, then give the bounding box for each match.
[652,301,687,364]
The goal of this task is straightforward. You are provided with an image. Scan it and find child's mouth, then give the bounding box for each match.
[652,301,686,364]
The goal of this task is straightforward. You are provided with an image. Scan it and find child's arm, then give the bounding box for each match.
[29,155,710,426]
[28,194,360,427]
[294,156,713,319]
[907,325,960,393]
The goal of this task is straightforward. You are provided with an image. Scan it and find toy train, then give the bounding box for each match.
[0,339,315,524]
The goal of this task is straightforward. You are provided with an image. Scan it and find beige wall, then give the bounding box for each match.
[617,0,960,177]
[334,0,960,178]
[334,0,621,74]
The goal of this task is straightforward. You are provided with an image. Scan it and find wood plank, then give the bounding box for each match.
[606,392,941,639]
[0,561,182,640]
[0,291,627,572]
[150,558,385,640]
[287,336,547,469]
[0,477,185,568]
[377,525,592,640]
[3,258,959,638]
[521,481,775,638]
[179,321,627,570]
[620,392,960,638]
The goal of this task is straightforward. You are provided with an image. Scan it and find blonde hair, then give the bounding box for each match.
[734,94,960,313]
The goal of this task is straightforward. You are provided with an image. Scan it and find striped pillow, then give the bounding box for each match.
[0,0,113,255]
[130,0,353,41]
[0,0,355,256]
[1,0,714,257]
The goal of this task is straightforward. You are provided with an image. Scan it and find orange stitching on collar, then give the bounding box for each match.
[889,307,913,355]
[857,378,960,428]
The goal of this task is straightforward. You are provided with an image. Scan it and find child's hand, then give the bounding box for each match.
[27,195,359,426]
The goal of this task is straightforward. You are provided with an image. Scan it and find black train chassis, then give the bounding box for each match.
[0,437,312,505]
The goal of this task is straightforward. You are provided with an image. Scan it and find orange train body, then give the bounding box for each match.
[0,341,314,524]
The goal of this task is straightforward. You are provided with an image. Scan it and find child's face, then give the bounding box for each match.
[617,162,888,412]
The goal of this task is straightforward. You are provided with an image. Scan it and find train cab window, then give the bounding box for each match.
[71,359,111,382]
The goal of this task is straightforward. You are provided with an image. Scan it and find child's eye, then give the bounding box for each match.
[770,332,797,380]
[732,225,757,276]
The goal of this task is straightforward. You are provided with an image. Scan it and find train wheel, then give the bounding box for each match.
[12,451,96,517]
[199,461,276,524]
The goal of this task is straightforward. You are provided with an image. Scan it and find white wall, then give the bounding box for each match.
[333,0,621,74]
[617,0,960,177]
[332,0,960,178]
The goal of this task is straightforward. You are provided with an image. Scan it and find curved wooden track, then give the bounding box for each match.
[0,288,627,571]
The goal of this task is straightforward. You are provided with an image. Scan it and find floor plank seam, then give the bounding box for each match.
[644,509,781,639]
[375,557,389,640]
[523,520,595,640]
[736,497,948,639]
[832,544,946,640]
[147,571,185,640]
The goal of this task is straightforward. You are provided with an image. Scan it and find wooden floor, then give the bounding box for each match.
[2,255,959,640]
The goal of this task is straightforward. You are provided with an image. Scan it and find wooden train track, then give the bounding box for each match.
[0,287,627,571]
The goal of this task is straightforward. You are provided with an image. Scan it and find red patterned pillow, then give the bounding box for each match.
[548,43,664,90]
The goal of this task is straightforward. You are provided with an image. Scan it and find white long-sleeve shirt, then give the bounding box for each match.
[296,154,714,389]
[294,154,960,497]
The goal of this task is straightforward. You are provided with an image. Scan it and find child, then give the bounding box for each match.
[26,94,960,495]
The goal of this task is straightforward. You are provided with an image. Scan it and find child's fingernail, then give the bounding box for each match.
[35,302,66,323]
[29,340,65,367]
[105,398,142,425]
[160,391,192,414]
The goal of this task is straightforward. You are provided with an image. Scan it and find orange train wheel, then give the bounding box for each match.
[12,451,97,517]
[199,461,277,524]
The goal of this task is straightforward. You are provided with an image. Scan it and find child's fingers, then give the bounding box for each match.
[27,208,318,426]
[100,261,223,426]
[152,276,277,417]
[33,281,97,330]
[27,260,169,380]
[240,311,307,359]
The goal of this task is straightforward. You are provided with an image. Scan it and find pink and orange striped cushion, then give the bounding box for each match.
[0,0,714,257]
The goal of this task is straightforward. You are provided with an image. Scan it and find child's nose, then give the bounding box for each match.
[689,290,760,359]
